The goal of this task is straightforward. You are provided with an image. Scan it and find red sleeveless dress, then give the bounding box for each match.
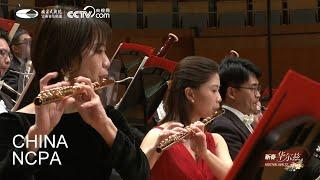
[151,132,217,180]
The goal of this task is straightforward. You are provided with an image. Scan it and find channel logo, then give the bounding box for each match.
[16,9,39,19]
[67,6,110,19]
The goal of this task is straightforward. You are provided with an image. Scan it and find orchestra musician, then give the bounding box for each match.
[0,29,14,112]
[0,7,149,180]
[2,28,32,100]
[208,56,262,160]
[141,56,233,180]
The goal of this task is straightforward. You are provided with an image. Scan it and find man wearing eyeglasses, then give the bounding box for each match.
[209,57,262,160]
[0,30,14,113]
[2,28,31,100]
[0,31,11,77]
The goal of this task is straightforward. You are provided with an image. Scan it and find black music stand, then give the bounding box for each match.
[116,65,171,133]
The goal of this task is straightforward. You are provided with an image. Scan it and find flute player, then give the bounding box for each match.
[141,56,233,180]
[0,7,149,180]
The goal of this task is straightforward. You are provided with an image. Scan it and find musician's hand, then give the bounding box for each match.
[252,101,263,128]
[252,112,263,128]
[33,72,73,135]
[73,76,112,129]
[156,122,187,150]
[189,121,207,158]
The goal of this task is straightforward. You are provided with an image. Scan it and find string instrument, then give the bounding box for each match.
[34,77,133,106]
[156,109,225,153]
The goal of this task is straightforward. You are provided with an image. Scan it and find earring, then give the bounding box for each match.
[191,99,195,103]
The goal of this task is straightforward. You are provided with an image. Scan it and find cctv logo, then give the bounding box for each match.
[67,6,110,19]
[16,9,39,19]
[67,6,95,18]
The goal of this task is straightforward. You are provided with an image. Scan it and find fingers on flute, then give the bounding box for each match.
[39,72,59,90]
[188,125,202,137]
[159,129,180,140]
[74,86,91,102]
[74,78,97,98]
[43,81,70,91]
[171,127,188,134]
[166,122,184,130]
[74,84,96,99]
[74,91,99,109]
[193,121,205,131]
[74,76,93,88]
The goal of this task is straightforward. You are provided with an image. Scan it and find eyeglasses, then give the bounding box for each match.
[14,39,32,46]
[0,49,13,60]
[233,85,261,94]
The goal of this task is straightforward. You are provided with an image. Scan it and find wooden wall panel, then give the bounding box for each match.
[108,1,136,13]
[287,0,317,9]
[17,21,320,89]
[253,0,282,11]
[194,33,320,88]
[144,2,172,13]
[272,47,320,85]
[217,1,247,13]
[194,37,269,89]
[109,29,194,61]
[179,2,208,13]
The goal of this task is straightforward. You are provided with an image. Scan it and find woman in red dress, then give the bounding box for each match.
[141,56,233,180]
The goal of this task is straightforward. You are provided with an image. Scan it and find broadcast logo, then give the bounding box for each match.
[67,6,110,19]
[16,9,39,19]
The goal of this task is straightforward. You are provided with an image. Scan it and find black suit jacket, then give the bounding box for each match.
[209,108,251,160]
[1,57,21,100]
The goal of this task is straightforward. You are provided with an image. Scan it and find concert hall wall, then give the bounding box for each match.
[6,0,320,90]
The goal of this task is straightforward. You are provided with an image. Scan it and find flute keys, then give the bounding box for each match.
[33,77,117,106]
[34,85,75,105]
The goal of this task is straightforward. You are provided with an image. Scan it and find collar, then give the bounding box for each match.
[222,105,254,126]
[222,105,244,121]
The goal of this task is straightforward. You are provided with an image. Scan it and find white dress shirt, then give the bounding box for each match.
[222,105,253,133]
[0,100,8,114]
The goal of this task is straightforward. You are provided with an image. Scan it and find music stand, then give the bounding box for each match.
[116,55,176,133]
[102,42,155,107]
[227,70,320,179]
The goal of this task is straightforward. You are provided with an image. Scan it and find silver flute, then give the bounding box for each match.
[156,109,225,153]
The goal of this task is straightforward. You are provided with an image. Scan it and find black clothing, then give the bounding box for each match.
[1,57,21,100]
[0,106,150,180]
[209,109,251,160]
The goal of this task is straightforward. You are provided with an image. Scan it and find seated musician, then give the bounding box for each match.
[141,56,233,180]
[0,8,149,180]
[2,28,32,100]
[0,29,14,112]
[208,57,262,160]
